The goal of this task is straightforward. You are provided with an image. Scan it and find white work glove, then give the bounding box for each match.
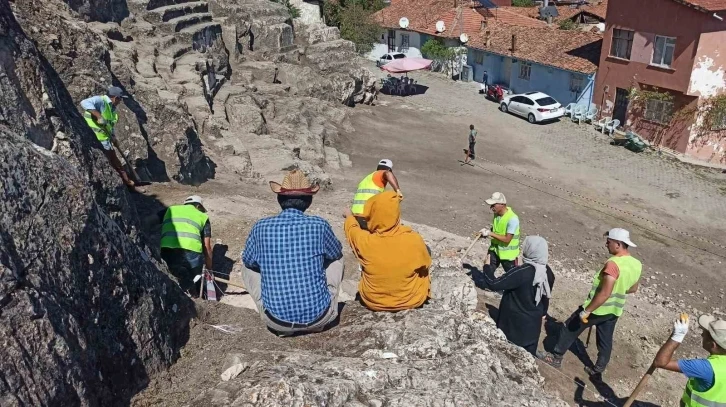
[579,310,591,323]
[671,315,690,343]
[479,228,490,237]
[397,190,404,200]
[97,117,106,125]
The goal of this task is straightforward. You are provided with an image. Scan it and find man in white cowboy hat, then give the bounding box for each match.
[538,228,642,376]
[159,195,213,296]
[654,313,726,406]
[351,159,402,230]
[242,170,345,336]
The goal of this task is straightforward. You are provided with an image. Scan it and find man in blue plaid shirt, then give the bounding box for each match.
[242,170,344,336]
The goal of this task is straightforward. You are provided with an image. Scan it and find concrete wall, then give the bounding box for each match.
[467,48,595,108]
[687,31,726,97]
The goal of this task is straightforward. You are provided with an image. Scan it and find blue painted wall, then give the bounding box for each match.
[467,48,596,109]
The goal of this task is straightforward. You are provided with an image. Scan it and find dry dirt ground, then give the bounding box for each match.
[133,62,726,407]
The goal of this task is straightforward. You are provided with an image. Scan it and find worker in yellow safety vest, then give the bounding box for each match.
[159,195,213,296]
[80,86,134,188]
[350,159,402,229]
[479,192,520,272]
[653,313,726,407]
[537,228,642,377]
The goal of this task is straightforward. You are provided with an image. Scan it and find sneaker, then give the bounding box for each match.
[536,350,563,369]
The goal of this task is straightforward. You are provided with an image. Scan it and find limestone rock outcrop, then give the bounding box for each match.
[0,1,195,405]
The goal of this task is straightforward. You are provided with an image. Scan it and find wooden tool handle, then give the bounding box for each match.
[623,364,656,407]
[212,276,247,290]
[460,233,482,262]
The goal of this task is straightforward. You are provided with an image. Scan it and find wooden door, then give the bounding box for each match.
[613,87,629,125]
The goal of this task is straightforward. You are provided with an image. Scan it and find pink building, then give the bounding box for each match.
[593,0,726,164]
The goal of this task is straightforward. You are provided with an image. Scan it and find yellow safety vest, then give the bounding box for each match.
[582,255,642,317]
[160,205,209,253]
[490,207,520,260]
[681,355,726,407]
[351,171,385,215]
[83,95,118,142]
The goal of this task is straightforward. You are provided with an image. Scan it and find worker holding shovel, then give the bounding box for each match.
[647,314,726,406]
[81,86,136,188]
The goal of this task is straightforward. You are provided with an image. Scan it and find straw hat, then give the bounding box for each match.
[269,169,320,196]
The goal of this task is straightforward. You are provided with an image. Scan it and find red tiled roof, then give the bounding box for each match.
[373,0,454,32]
[500,1,608,22]
[373,0,545,35]
[674,0,726,12]
[478,7,548,27]
[467,21,603,73]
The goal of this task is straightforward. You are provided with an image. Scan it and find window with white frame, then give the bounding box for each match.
[519,61,532,80]
[400,34,410,52]
[644,98,674,124]
[570,74,584,93]
[652,35,676,67]
[475,51,484,65]
[610,28,634,60]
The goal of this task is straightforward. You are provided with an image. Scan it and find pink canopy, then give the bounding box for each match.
[380,58,433,73]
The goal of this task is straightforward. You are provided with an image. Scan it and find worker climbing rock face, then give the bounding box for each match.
[159,195,214,297]
[350,159,403,230]
[80,86,135,188]
[537,228,642,377]
[480,192,520,272]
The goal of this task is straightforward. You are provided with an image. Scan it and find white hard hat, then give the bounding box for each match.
[183,195,204,206]
[378,159,393,169]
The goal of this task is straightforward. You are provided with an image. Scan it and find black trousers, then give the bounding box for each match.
[161,248,203,295]
[468,142,476,159]
[489,250,517,272]
[553,308,619,371]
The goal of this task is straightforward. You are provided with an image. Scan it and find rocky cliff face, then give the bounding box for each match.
[0,1,194,405]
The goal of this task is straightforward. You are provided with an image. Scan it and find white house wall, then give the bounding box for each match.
[368,29,423,60]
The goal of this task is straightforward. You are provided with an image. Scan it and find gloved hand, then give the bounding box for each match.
[579,310,591,324]
[397,190,404,200]
[479,228,490,237]
[97,117,106,125]
[671,314,689,343]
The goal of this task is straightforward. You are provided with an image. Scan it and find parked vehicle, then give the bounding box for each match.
[499,92,564,124]
[484,84,509,102]
[376,53,406,67]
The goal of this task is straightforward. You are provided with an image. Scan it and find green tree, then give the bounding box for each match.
[324,0,384,54]
[273,0,300,19]
[558,19,579,30]
[512,0,535,6]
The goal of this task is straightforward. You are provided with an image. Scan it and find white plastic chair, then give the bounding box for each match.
[571,105,586,124]
[593,116,612,132]
[604,119,620,135]
[564,103,575,117]
[583,106,599,123]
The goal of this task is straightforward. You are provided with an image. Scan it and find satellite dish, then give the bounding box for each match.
[459,33,469,43]
[399,17,409,29]
[435,20,446,33]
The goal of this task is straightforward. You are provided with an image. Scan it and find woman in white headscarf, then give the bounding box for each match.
[478,235,555,355]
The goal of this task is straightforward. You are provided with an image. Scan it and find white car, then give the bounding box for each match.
[499,91,564,124]
[376,52,406,67]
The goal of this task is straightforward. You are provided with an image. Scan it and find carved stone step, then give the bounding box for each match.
[147,1,208,24]
[162,12,213,34]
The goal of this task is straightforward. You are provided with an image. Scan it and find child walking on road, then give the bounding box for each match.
[463,124,477,164]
